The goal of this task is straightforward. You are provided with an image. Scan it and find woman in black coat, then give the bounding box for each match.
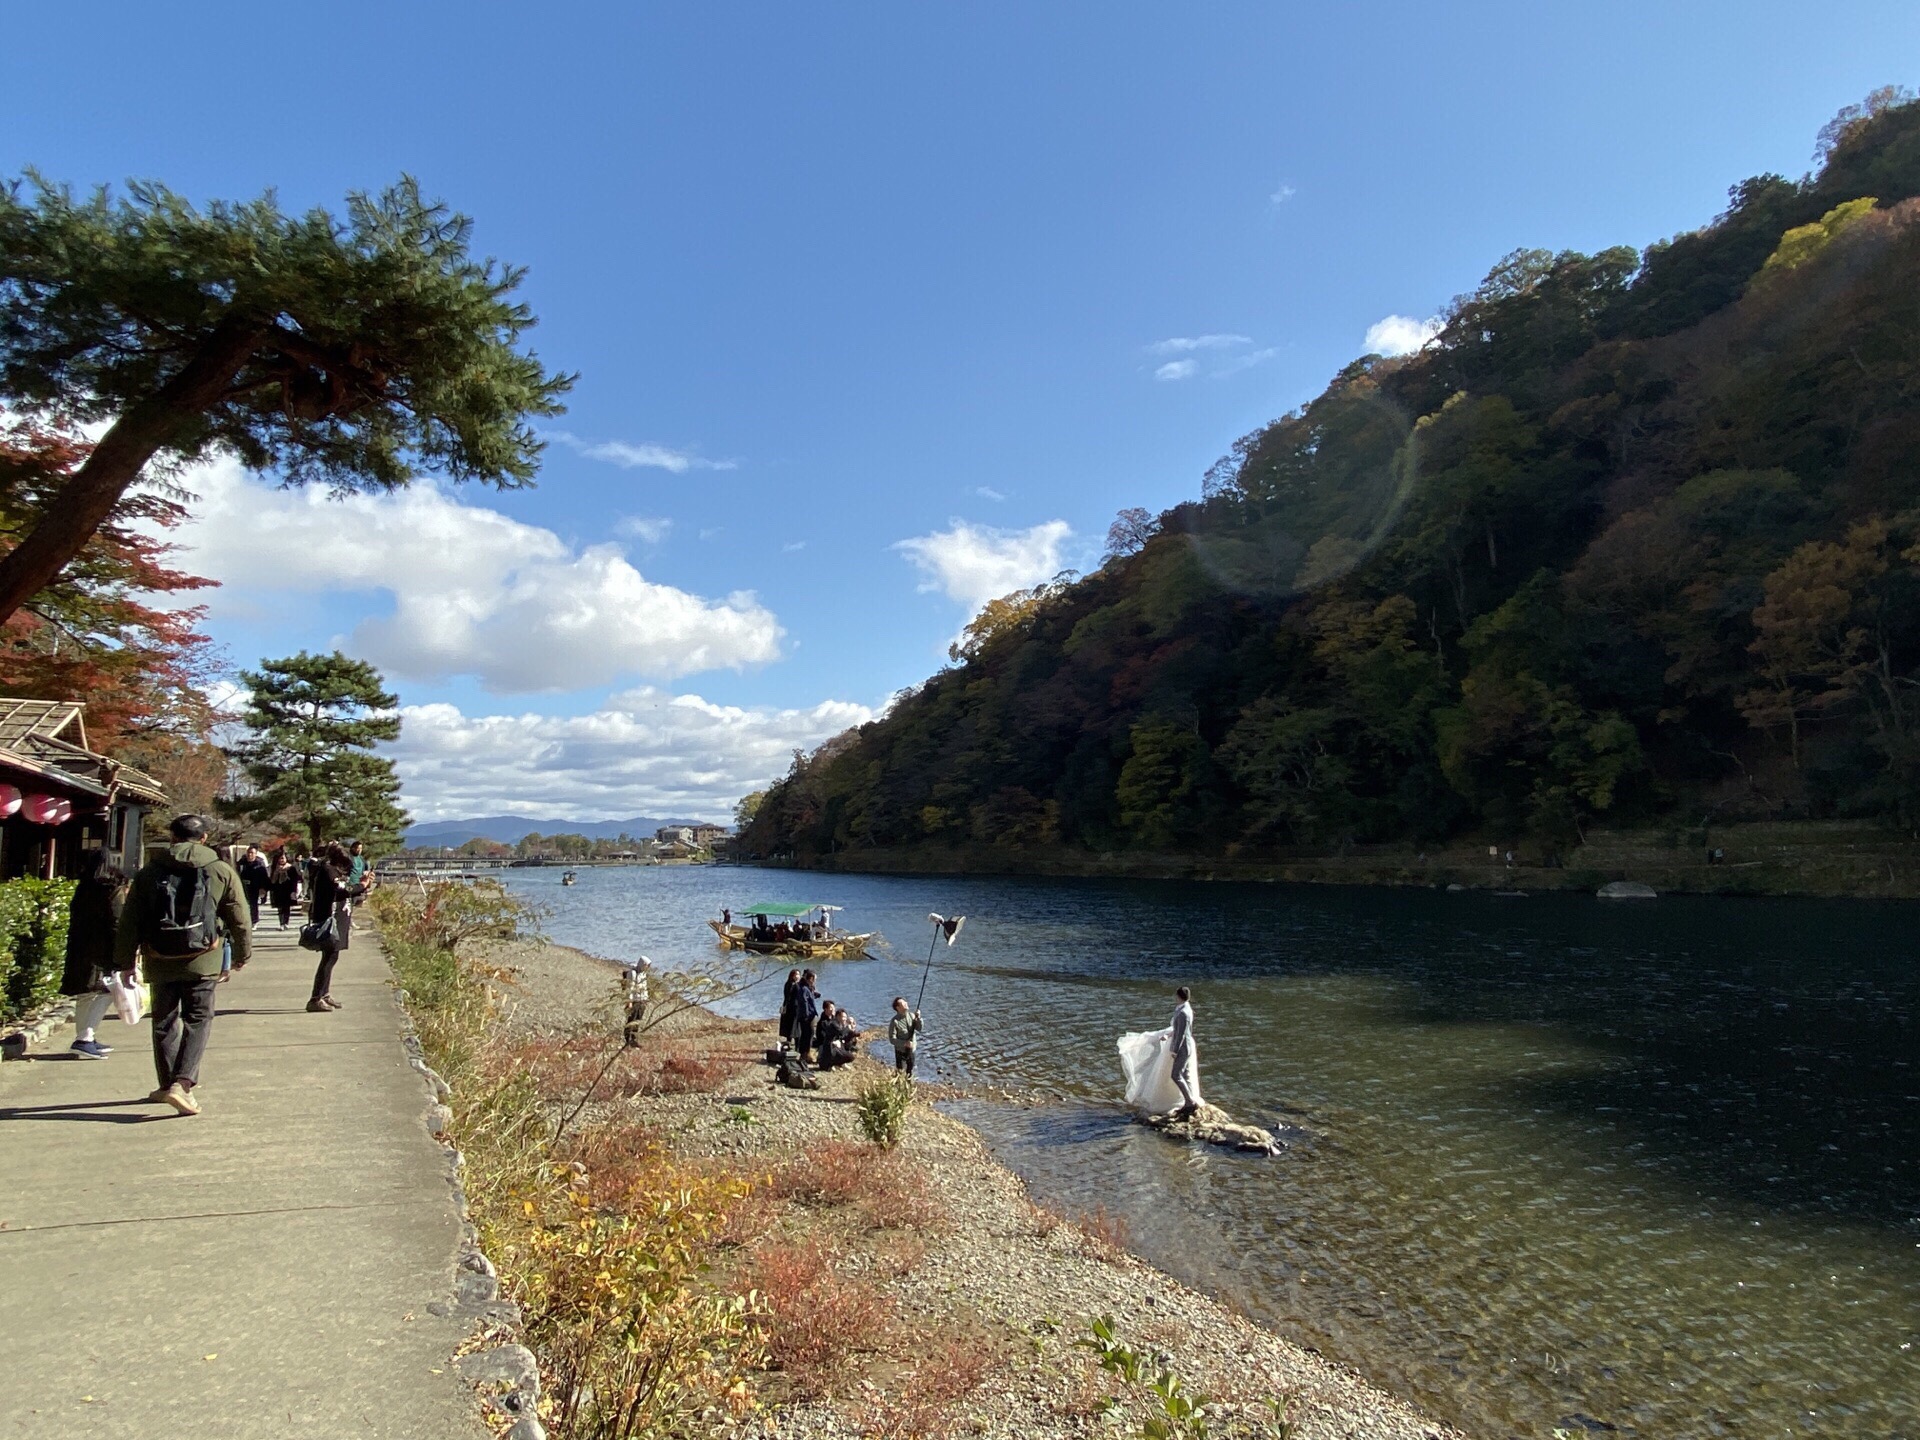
[267,851,302,929]
[779,968,801,1049]
[305,842,367,1013]
[62,849,127,1059]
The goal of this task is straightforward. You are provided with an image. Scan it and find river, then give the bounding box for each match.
[496,864,1920,1438]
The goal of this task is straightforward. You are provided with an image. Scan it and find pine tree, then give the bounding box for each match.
[0,175,573,622]
[226,652,410,851]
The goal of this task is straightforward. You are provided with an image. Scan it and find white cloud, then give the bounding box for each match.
[388,688,874,824]
[781,540,807,553]
[174,459,782,692]
[1363,314,1443,357]
[893,519,1073,614]
[1154,359,1199,382]
[1212,346,1279,377]
[1147,334,1251,356]
[1268,184,1297,206]
[972,486,1006,502]
[550,431,737,473]
[617,515,673,543]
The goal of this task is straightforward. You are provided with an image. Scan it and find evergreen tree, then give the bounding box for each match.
[0,175,573,622]
[226,652,409,851]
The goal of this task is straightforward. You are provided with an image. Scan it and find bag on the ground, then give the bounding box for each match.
[763,1047,787,1066]
[145,863,221,958]
[775,1055,819,1090]
[297,915,337,951]
[105,971,144,1025]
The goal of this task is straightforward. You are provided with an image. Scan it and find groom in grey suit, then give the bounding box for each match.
[1170,985,1198,1118]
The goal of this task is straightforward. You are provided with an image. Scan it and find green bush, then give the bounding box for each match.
[0,878,76,1021]
[853,1073,915,1149]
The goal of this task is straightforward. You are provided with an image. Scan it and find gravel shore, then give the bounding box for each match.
[485,936,1464,1440]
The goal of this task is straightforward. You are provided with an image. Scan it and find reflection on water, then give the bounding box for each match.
[502,865,1920,1438]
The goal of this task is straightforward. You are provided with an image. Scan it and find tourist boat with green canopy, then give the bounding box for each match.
[708,902,877,959]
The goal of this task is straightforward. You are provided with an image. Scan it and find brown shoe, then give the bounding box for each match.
[322,996,343,1010]
[306,998,331,1013]
[163,1083,200,1116]
[147,1087,172,1103]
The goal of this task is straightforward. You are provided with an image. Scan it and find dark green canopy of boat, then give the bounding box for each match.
[739,902,841,917]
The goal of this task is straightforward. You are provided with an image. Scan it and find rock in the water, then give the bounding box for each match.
[1137,1102,1280,1155]
[1596,880,1657,899]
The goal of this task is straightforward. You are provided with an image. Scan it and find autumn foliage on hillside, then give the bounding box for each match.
[744,91,1920,860]
[0,419,226,803]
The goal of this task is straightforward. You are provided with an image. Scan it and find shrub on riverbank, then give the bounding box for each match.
[368,883,766,1439]
[854,1072,914,1148]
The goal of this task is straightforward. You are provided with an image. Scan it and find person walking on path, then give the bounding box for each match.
[305,842,367,1013]
[778,968,801,1050]
[1169,985,1199,1119]
[346,839,369,887]
[792,969,820,1065]
[268,849,302,930]
[887,996,923,1076]
[237,844,272,926]
[621,957,651,1047]
[114,814,252,1115]
[62,849,129,1060]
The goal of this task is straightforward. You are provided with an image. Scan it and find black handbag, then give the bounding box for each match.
[297,915,337,951]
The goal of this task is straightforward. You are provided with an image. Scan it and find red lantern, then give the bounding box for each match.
[0,784,18,818]
[21,793,60,825]
[51,797,73,825]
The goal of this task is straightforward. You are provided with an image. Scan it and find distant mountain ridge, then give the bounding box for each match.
[405,815,714,847]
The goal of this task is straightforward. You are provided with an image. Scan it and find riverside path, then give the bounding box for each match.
[0,920,488,1439]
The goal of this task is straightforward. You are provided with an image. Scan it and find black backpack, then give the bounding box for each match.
[146,863,221,958]
[775,1055,819,1090]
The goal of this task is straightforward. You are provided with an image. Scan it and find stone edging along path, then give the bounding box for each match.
[387,962,549,1440]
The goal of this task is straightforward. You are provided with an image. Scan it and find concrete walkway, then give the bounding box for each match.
[0,921,486,1439]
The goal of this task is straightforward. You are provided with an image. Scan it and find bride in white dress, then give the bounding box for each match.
[1117,992,1201,1114]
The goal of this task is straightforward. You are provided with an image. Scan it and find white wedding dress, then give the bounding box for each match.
[1117,1024,1201,1113]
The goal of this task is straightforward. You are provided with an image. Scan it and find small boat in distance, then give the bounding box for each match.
[709,902,876,959]
[561,870,578,886]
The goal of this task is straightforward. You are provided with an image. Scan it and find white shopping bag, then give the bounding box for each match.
[105,971,144,1026]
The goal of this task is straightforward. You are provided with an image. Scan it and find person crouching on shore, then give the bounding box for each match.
[888,996,923,1076]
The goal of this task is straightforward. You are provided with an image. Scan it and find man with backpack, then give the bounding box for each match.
[114,814,253,1116]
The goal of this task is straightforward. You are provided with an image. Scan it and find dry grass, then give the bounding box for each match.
[872,1233,927,1279]
[852,1335,993,1440]
[768,1138,876,1206]
[1074,1204,1131,1255]
[746,1237,895,1394]
[656,1048,737,1092]
[856,1155,949,1233]
[503,1031,746,1102]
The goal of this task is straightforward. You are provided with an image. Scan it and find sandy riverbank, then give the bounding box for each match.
[480,935,1463,1440]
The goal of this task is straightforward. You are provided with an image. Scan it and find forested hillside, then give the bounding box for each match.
[743,92,1920,866]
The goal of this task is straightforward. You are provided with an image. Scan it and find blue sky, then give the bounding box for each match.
[4,4,1916,820]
